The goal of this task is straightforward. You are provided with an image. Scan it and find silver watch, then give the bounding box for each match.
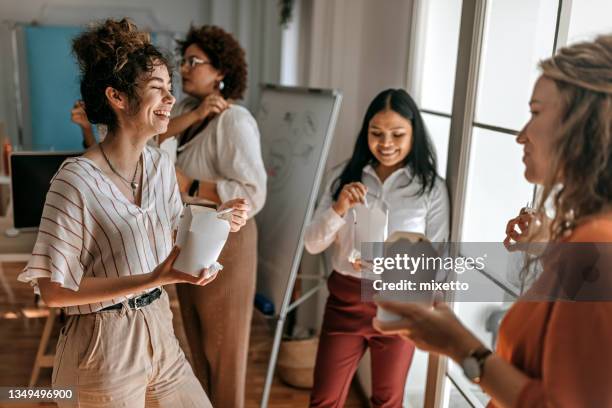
[461,347,492,384]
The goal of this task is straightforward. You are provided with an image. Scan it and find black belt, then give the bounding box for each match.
[100,288,162,311]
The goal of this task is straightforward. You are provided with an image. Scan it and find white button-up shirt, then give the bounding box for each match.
[304,164,450,279]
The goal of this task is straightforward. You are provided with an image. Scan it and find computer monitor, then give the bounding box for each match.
[10,151,81,230]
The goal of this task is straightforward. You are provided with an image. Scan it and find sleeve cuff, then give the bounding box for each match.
[215,180,232,204]
[18,247,84,295]
[323,207,347,230]
[216,180,265,216]
[18,267,80,295]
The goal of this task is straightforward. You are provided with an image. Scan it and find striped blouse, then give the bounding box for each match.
[18,146,183,315]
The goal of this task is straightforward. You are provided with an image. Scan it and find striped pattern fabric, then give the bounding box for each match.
[18,146,183,315]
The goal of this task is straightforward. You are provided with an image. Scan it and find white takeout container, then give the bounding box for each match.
[174,205,231,278]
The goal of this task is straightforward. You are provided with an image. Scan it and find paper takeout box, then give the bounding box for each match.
[174,205,230,277]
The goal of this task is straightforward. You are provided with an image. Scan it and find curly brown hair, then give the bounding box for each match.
[533,34,612,242]
[72,18,172,132]
[177,25,248,100]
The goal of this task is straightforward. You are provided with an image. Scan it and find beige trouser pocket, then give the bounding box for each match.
[76,313,102,370]
[52,315,76,385]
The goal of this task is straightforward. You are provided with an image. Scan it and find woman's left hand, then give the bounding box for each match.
[373,299,484,362]
[218,198,250,232]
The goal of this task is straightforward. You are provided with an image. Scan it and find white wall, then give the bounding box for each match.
[280,0,301,86]
[0,0,207,31]
[206,0,283,109]
[302,0,414,171]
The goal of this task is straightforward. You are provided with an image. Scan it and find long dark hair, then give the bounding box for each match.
[331,89,438,200]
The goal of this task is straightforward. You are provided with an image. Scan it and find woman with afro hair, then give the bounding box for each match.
[158,25,267,408]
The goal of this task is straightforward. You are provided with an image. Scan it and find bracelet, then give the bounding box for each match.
[188,180,200,197]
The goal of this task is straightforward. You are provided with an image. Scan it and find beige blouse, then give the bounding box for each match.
[173,98,267,218]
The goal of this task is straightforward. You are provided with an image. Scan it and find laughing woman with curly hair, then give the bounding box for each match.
[17,18,249,408]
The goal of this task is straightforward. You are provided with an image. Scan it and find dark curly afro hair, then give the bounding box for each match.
[177,25,248,100]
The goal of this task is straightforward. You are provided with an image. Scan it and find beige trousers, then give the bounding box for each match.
[177,218,257,408]
[52,289,212,408]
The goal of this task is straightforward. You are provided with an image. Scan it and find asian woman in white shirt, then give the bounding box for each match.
[304,89,450,407]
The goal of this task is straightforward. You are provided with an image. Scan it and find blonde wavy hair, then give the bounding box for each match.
[533,34,612,241]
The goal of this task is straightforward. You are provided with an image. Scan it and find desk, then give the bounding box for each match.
[0,216,37,262]
[0,216,53,387]
[0,216,36,303]
[0,175,10,218]
[0,215,36,303]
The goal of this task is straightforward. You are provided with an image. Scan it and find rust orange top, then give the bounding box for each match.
[490,215,612,408]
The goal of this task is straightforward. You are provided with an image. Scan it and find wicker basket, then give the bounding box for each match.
[277,337,319,389]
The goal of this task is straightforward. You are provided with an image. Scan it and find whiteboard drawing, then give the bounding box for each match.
[263,138,293,192]
[281,110,318,163]
[261,110,322,192]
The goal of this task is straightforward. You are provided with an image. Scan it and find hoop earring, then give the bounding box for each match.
[219,80,225,91]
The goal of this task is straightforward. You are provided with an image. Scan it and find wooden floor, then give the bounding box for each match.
[0,262,365,408]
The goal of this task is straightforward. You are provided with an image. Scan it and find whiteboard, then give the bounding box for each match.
[255,85,342,311]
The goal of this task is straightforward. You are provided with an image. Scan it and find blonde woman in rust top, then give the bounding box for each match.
[373,34,612,408]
